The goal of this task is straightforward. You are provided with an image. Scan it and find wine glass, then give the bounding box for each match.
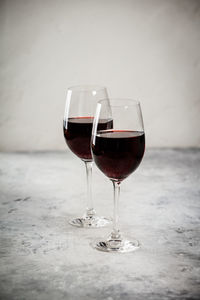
[91,99,145,252]
[63,86,113,227]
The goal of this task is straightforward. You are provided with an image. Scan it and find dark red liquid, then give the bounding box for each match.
[63,117,113,161]
[92,130,145,181]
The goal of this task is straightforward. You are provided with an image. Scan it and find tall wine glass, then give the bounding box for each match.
[91,99,145,252]
[63,86,112,227]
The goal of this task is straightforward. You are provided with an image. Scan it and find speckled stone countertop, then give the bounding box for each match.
[0,149,200,300]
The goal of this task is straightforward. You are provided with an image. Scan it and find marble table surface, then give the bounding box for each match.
[0,149,200,300]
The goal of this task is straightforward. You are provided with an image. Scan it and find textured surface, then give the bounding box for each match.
[0,149,200,300]
[1,0,200,150]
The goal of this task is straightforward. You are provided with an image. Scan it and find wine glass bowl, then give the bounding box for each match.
[91,99,145,252]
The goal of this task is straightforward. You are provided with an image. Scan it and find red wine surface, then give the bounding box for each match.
[92,130,145,181]
[63,117,113,161]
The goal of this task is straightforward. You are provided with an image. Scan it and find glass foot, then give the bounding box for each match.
[91,235,140,252]
[69,215,111,228]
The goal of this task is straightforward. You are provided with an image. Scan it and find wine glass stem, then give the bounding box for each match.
[112,181,121,239]
[85,161,95,218]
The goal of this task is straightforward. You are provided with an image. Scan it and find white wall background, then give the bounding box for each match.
[0,0,200,151]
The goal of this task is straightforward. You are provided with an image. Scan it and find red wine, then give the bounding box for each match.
[63,117,113,161]
[92,130,145,181]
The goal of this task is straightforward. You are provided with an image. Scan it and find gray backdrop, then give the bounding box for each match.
[0,0,200,150]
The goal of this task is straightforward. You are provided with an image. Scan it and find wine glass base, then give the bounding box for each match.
[91,236,140,253]
[69,216,111,228]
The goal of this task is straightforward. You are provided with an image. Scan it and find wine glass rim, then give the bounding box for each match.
[99,98,141,106]
[68,85,107,92]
